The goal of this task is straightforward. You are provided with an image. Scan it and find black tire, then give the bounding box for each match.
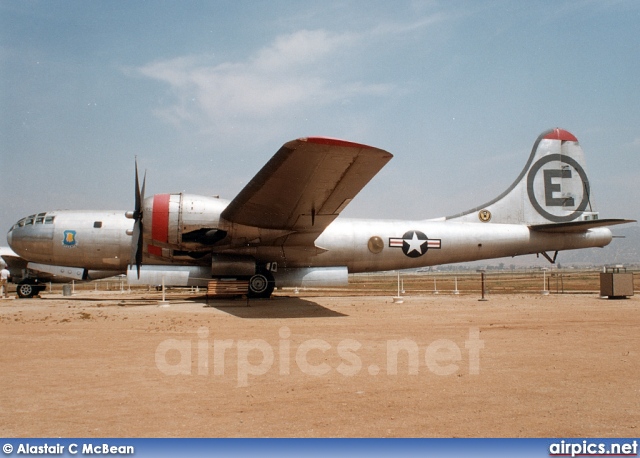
[247,272,275,299]
[17,282,36,299]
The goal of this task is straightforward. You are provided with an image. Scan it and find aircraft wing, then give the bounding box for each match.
[221,137,393,245]
[0,246,28,280]
[0,247,27,268]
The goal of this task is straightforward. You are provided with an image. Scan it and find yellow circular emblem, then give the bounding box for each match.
[478,209,492,222]
[367,236,384,254]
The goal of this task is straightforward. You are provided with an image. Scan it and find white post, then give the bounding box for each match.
[453,276,460,295]
[433,277,439,294]
[158,276,169,306]
[392,272,404,303]
[542,268,549,295]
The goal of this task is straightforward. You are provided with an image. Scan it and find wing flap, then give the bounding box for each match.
[221,137,392,241]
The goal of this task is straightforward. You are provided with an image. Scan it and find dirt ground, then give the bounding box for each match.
[0,289,638,438]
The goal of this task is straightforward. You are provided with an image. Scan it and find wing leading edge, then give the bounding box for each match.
[221,137,393,245]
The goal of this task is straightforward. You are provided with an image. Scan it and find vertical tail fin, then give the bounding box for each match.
[447,128,599,225]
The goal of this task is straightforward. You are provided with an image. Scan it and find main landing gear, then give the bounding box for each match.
[247,271,275,299]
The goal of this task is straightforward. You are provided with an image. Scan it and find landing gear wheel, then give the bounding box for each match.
[247,272,275,299]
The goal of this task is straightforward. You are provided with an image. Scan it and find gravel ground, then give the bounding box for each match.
[0,290,638,437]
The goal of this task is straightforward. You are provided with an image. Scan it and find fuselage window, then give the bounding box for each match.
[94,221,103,228]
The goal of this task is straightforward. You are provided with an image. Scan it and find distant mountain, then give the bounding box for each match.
[558,224,640,267]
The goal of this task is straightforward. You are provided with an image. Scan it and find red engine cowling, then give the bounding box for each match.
[143,193,230,257]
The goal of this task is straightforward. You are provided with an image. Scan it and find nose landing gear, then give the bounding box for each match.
[17,279,45,298]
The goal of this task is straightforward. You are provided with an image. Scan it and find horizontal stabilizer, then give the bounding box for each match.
[529,219,636,233]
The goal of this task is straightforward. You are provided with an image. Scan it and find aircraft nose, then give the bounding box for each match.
[6,216,30,252]
[6,214,54,260]
[6,221,21,251]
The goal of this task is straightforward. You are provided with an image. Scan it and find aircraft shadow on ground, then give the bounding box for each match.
[37,296,173,306]
[31,294,348,317]
[196,296,348,319]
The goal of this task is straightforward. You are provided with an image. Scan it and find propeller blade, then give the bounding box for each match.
[135,171,146,279]
[130,219,141,276]
[130,159,146,279]
[140,170,146,207]
[134,159,141,218]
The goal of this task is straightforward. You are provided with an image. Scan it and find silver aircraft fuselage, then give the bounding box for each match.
[313,219,611,271]
[231,218,612,271]
[7,208,612,275]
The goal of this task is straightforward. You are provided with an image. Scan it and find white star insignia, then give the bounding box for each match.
[404,231,425,255]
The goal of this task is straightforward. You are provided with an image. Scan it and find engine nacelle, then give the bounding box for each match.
[143,193,230,255]
[142,193,298,261]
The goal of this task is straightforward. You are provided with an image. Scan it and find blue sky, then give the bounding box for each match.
[1,1,639,236]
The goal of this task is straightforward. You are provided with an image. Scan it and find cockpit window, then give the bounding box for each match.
[10,214,53,231]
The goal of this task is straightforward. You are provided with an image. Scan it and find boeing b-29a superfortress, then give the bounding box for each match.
[7,128,634,298]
